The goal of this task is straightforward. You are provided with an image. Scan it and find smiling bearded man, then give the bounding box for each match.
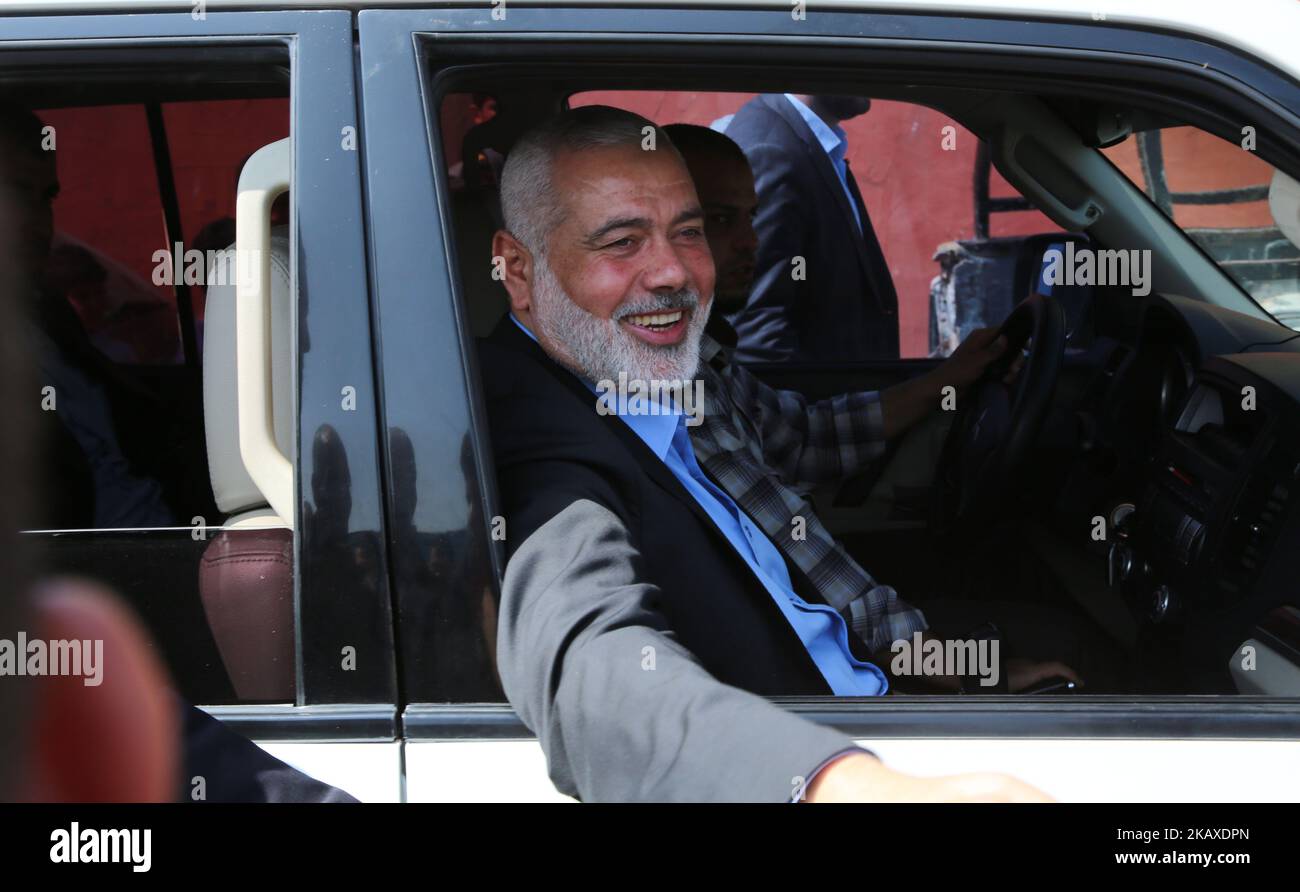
[496,107,713,388]
[478,104,1050,804]
[527,240,711,387]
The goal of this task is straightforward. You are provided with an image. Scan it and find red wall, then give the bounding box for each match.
[38,99,288,316]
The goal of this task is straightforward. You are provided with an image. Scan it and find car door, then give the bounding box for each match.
[358,3,1300,802]
[0,6,399,802]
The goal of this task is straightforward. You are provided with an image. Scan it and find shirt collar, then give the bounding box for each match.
[783,93,848,162]
[510,312,683,460]
[508,311,538,344]
[617,405,682,461]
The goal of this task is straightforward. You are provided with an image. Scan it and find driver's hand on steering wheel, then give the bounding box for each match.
[1008,657,1084,693]
[943,327,1024,388]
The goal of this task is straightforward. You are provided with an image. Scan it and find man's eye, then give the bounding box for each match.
[603,237,635,249]
[679,227,706,238]
[707,215,733,227]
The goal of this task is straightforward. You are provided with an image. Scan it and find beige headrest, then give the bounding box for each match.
[203,228,295,520]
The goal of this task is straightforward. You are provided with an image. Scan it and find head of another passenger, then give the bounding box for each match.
[493,105,715,384]
[0,104,58,297]
[662,123,758,316]
[797,94,873,125]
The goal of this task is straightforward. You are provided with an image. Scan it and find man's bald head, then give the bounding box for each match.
[493,107,715,386]
[499,104,684,259]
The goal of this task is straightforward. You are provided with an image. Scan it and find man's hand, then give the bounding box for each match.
[805,752,1052,803]
[880,327,1020,440]
[1007,658,1083,693]
[939,327,1013,390]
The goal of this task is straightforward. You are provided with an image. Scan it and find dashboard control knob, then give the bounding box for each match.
[1108,543,1137,588]
[1150,584,1175,623]
[1110,502,1136,536]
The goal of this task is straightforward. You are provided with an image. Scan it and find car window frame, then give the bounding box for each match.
[0,8,397,733]
[359,3,1300,740]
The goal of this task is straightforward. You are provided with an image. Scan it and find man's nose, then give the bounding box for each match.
[640,235,691,293]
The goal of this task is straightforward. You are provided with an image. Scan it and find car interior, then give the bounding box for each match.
[439,69,1300,698]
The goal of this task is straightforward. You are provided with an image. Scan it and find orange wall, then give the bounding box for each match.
[1102,127,1275,229]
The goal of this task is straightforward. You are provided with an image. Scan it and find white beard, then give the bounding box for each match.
[530,254,711,385]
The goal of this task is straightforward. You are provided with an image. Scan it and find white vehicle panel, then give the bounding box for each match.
[256,741,403,803]
[394,737,1300,802]
[405,741,576,803]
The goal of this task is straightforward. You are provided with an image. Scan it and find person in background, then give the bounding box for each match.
[0,105,356,803]
[660,124,759,317]
[724,94,900,362]
[1,103,174,529]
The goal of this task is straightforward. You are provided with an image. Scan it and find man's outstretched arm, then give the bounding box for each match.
[497,497,858,802]
[496,497,1056,801]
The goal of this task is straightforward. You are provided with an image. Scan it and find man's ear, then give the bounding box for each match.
[492,229,536,316]
[19,578,179,802]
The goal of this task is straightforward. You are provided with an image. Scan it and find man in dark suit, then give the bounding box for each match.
[725,93,899,362]
[483,104,1050,802]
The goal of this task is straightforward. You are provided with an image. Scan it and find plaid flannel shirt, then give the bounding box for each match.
[691,329,929,654]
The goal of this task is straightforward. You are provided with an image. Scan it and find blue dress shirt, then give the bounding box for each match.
[783,93,864,234]
[508,314,887,695]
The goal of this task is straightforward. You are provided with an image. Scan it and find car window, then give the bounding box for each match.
[1102,126,1300,329]
[10,65,295,706]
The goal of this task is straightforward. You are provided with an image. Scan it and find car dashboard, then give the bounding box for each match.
[1061,294,1300,691]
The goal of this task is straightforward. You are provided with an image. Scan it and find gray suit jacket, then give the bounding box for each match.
[483,322,863,803]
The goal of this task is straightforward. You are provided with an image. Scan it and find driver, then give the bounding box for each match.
[483,106,1078,802]
[663,123,1086,691]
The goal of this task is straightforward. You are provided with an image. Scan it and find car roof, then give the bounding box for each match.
[0,0,1297,84]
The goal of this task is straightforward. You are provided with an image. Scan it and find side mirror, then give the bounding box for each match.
[1269,168,1300,251]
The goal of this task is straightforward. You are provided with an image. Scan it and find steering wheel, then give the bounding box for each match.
[933,293,1066,533]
